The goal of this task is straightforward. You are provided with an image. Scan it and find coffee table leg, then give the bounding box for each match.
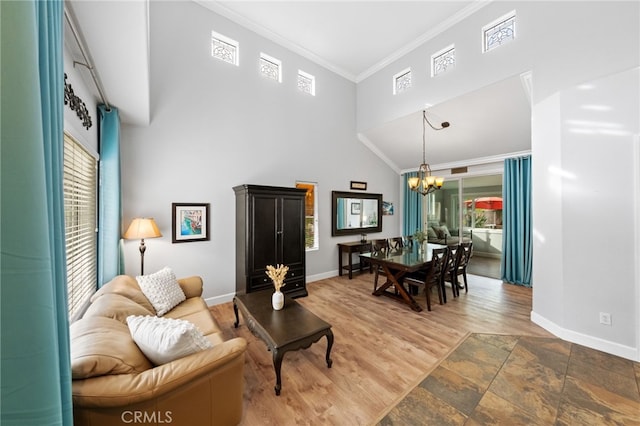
[273,349,284,396]
[325,330,334,368]
[233,301,240,328]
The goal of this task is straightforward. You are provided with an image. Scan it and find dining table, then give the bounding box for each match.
[359,243,447,312]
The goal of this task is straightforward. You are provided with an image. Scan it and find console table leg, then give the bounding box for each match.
[273,349,284,396]
[325,330,334,368]
[233,301,240,328]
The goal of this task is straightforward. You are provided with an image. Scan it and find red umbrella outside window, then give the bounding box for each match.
[464,197,503,210]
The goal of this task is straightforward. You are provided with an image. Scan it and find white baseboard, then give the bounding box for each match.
[307,270,339,283]
[205,271,341,307]
[531,311,639,362]
[205,292,236,306]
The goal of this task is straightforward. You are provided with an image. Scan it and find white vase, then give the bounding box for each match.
[272,290,284,310]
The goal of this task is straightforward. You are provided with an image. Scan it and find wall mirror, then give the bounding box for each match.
[331,191,383,236]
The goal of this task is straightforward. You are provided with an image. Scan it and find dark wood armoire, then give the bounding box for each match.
[233,184,307,298]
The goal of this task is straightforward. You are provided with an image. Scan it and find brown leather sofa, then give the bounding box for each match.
[70,275,247,426]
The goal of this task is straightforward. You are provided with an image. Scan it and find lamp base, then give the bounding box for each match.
[139,239,146,275]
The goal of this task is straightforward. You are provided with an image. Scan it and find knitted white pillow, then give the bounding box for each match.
[136,267,186,316]
[126,315,213,365]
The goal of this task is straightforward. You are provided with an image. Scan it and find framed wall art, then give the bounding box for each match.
[350,181,367,191]
[172,203,210,243]
[383,201,394,215]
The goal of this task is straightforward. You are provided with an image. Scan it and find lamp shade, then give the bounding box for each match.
[124,218,162,239]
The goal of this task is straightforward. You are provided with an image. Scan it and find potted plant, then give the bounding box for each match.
[413,229,427,253]
[266,264,288,310]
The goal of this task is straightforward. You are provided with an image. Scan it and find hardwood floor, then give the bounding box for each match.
[466,255,501,280]
[209,273,551,425]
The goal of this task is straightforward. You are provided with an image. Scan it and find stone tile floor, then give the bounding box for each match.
[378,333,640,425]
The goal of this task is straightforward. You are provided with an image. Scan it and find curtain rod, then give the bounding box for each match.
[63,6,111,111]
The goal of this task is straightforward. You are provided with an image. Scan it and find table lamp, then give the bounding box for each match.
[124,217,162,275]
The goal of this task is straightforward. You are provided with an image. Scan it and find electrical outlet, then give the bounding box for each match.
[599,312,612,326]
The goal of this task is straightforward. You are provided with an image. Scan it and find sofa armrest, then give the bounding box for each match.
[72,337,246,407]
[177,276,203,299]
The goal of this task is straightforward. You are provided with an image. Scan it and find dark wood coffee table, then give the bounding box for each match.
[233,291,333,395]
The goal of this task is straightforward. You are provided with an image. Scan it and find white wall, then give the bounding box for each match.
[532,68,640,359]
[120,1,400,304]
[357,2,639,134]
[358,1,640,360]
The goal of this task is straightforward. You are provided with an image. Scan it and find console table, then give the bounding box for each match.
[337,241,372,279]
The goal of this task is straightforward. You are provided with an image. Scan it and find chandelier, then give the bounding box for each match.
[407,110,450,195]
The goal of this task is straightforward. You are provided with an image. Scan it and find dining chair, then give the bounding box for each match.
[404,247,448,311]
[388,237,404,250]
[404,235,414,248]
[442,244,460,302]
[451,242,473,295]
[371,239,389,291]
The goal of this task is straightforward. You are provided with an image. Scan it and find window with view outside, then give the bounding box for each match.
[422,174,503,259]
[461,176,503,230]
[296,182,318,250]
[63,132,98,319]
[461,174,503,259]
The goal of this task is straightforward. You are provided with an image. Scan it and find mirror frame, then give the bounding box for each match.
[331,191,383,236]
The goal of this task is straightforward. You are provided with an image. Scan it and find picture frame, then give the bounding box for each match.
[383,201,394,215]
[351,203,361,214]
[350,181,367,191]
[172,203,210,243]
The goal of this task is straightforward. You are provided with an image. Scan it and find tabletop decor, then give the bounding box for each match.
[266,264,289,310]
[413,229,427,253]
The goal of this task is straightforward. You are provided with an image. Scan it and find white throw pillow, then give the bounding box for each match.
[136,267,186,316]
[126,315,213,365]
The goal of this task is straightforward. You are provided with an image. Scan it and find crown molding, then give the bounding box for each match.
[357,133,401,174]
[399,150,531,175]
[355,0,493,83]
[195,0,492,84]
[194,0,357,82]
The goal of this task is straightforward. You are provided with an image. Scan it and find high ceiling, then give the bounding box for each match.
[65,0,531,172]
[203,1,484,82]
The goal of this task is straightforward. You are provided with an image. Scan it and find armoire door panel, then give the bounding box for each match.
[281,196,304,268]
[251,195,278,272]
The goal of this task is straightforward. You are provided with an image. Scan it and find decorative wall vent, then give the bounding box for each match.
[297,70,315,96]
[260,53,282,82]
[451,166,468,174]
[64,73,92,130]
[211,30,239,65]
[431,45,455,77]
[393,68,412,95]
[483,11,516,52]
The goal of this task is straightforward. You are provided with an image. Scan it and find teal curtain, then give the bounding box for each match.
[97,105,122,286]
[403,172,423,236]
[1,1,73,425]
[501,156,532,286]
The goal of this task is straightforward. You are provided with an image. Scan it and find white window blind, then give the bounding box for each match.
[63,133,98,319]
